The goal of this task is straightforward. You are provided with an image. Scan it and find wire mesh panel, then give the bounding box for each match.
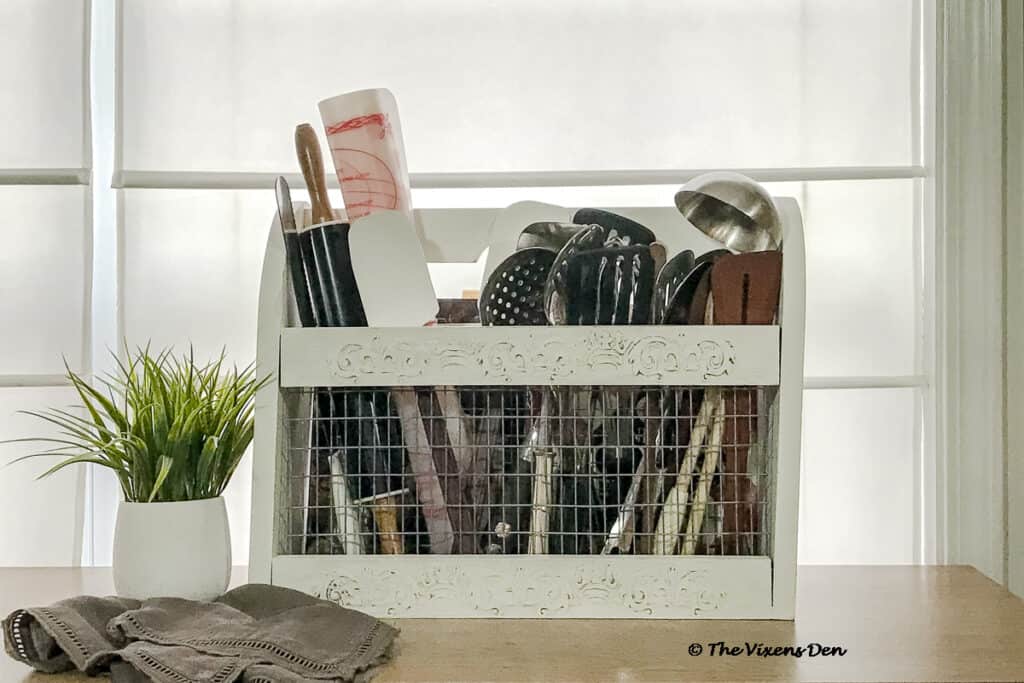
[283,385,775,557]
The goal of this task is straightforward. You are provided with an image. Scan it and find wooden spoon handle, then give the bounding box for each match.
[294,123,334,225]
[681,391,726,555]
[373,503,403,555]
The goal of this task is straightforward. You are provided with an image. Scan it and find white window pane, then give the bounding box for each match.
[0,387,84,566]
[798,388,916,564]
[802,180,917,377]
[0,0,87,168]
[121,189,273,364]
[121,0,914,173]
[0,187,88,375]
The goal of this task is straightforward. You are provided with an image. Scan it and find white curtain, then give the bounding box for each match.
[0,0,90,566]
[2,0,925,565]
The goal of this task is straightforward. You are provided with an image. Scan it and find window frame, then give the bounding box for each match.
[6,0,1003,574]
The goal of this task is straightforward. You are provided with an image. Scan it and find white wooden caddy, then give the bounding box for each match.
[249,200,805,619]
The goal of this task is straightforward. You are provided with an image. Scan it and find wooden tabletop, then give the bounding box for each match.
[1,566,1022,682]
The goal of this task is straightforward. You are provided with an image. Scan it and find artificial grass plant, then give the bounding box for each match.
[7,347,271,502]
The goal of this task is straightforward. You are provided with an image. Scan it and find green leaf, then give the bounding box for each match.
[3,345,269,502]
[148,455,174,502]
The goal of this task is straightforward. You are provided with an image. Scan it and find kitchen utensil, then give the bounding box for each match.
[564,245,655,325]
[392,387,454,554]
[276,176,317,328]
[686,267,713,326]
[295,123,337,226]
[349,392,408,555]
[416,390,477,554]
[680,390,726,555]
[674,171,782,252]
[276,177,318,550]
[480,201,569,292]
[641,246,713,551]
[635,390,666,554]
[652,386,719,554]
[550,387,599,555]
[353,488,409,555]
[319,88,413,223]
[281,166,362,550]
[433,385,485,553]
[436,298,480,324]
[295,123,367,328]
[710,250,782,554]
[711,251,783,326]
[662,249,729,325]
[604,390,660,555]
[543,223,608,325]
[650,241,667,279]
[516,221,586,252]
[652,249,695,323]
[572,208,656,246]
[601,435,648,554]
[296,125,382,554]
[435,387,473,473]
[328,454,363,555]
[497,390,533,554]
[480,248,556,326]
[525,390,556,555]
[347,210,438,327]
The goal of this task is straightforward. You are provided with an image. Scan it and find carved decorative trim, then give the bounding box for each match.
[272,557,773,619]
[336,332,731,384]
[281,326,780,387]
[318,563,721,618]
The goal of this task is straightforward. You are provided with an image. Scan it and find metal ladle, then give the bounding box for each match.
[674,171,782,252]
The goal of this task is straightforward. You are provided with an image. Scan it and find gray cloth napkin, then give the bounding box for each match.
[2,583,398,682]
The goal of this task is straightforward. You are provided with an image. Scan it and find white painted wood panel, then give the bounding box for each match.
[280,325,780,388]
[272,555,773,619]
[252,200,804,618]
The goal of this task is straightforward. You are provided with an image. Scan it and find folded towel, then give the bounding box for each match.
[3,583,398,682]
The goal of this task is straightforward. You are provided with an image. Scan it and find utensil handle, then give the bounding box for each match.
[682,392,726,555]
[295,123,334,225]
[283,233,317,327]
[652,389,718,554]
[528,452,553,555]
[721,388,756,555]
[373,503,403,555]
[392,387,454,554]
[328,454,363,555]
[527,391,555,554]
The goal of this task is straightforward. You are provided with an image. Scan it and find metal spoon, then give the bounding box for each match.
[674,171,782,252]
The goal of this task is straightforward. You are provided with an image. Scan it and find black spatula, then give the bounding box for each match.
[572,208,656,246]
[564,245,655,325]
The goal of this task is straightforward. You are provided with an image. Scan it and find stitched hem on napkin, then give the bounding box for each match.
[111,610,396,681]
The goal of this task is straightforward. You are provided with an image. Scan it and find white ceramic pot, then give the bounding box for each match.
[112,496,231,600]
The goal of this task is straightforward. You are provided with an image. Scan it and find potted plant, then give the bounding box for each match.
[9,347,269,600]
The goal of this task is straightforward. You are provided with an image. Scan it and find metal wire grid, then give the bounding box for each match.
[283,385,775,556]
